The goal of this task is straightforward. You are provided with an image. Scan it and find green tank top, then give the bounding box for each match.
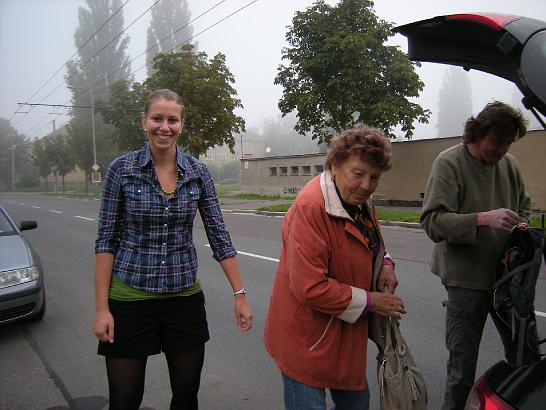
[109,274,202,301]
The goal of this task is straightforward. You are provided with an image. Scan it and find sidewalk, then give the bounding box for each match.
[218,198,422,228]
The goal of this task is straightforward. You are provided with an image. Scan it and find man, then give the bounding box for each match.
[420,101,535,410]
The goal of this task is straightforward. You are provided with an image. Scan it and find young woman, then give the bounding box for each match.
[93,89,252,410]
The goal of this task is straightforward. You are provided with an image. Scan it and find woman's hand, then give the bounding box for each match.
[234,296,253,331]
[93,309,114,343]
[376,264,398,293]
[370,291,406,319]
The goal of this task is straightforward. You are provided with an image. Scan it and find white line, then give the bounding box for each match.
[204,244,279,263]
[18,203,26,206]
[237,250,279,262]
[32,206,41,209]
[74,215,95,221]
[49,210,62,214]
[536,311,546,318]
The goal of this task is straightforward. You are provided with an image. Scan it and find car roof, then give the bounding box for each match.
[394,13,546,118]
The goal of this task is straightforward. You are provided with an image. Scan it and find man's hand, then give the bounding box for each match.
[477,208,519,231]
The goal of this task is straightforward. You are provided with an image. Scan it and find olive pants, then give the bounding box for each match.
[442,286,540,410]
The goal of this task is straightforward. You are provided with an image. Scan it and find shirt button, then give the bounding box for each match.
[161,261,165,264]
[165,207,169,210]
[163,243,167,246]
[164,223,167,227]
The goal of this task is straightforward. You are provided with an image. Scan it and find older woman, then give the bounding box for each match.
[264,126,406,410]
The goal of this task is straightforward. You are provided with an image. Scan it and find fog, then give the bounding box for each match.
[1,0,544,144]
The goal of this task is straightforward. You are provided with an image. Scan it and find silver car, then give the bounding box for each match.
[0,205,46,324]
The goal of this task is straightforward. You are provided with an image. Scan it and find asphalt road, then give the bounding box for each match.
[1,192,545,410]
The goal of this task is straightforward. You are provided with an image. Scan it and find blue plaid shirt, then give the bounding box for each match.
[95,144,236,293]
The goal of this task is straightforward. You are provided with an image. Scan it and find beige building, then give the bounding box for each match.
[240,130,546,210]
[200,131,266,164]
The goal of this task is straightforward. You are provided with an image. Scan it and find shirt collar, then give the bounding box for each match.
[320,170,373,220]
[138,143,188,172]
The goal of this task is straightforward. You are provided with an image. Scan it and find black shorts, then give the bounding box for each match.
[98,291,210,358]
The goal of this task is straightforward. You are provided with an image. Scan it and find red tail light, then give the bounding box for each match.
[465,376,515,410]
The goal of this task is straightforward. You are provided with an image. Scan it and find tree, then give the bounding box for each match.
[146,0,194,76]
[46,134,76,192]
[100,79,147,152]
[137,43,244,157]
[275,0,429,143]
[31,138,51,190]
[0,118,34,191]
[436,67,473,137]
[66,0,131,182]
[261,114,327,156]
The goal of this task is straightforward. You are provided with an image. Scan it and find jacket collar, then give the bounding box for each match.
[320,170,373,220]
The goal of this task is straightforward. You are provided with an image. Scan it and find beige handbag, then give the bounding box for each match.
[376,314,428,410]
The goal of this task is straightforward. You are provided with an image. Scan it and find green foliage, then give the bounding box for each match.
[101,80,147,152]
[146,44,245,156]
[0,118,35,191]
[31,138,51,181]
[275,0,430,143]
[214,183,240,196]
[66,0,131,176]
[106,44,245,157]
[146,0,194,76]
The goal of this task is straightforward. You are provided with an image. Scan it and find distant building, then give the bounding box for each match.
[240,130,546,210]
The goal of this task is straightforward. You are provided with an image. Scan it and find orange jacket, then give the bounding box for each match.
[263,172,387,390]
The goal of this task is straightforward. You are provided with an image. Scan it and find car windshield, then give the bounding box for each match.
[0,211,16,236]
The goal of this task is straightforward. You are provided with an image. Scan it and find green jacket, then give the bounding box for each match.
[420,143,530,290]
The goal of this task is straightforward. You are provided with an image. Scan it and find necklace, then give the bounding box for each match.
[161,171,179,196]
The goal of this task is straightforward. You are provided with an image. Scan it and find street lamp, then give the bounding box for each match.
[68,85,98,172]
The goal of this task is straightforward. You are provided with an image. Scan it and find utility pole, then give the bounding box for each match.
[68,85,98,172]
[10,145,16,192]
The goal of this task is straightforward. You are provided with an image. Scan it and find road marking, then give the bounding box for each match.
[32,206,41,209]
[49,210,62,214]
[74,215,95,221]
[237,250,279,262]
[18,203,26,206]
[204,244,279,263]
[536,311,546,318]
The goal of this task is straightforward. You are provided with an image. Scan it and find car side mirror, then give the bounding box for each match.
[20,221,38,231]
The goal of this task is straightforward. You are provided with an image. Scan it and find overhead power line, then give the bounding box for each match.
[19,0,260,136]
[12,0,132,119]
[35,0,161,107]
[18,102,140,111]
[98,0,260,92]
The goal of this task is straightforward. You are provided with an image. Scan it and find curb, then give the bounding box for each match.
[222,209,422,228]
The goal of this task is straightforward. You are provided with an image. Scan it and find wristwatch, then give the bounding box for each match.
[233,288,247,296]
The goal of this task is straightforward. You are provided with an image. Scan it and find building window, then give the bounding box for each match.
[244,161,249,169]
[302,166,311,175]
[232,154,238,160]
[217,154,226,161]
[290,166,299,176]
[205,154,213,161]
[314,165,324,175]
[279,166,288,176]
[270,167,277,176]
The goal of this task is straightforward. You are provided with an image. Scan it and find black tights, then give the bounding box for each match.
[106,345,205,410]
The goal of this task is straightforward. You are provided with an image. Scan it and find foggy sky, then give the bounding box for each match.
[1,0,544,141]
